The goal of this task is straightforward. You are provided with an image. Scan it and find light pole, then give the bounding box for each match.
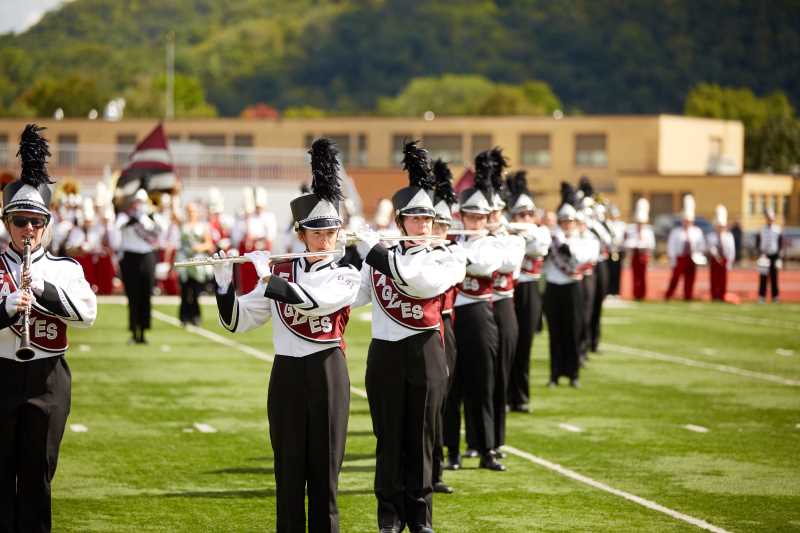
[165,31,175,119]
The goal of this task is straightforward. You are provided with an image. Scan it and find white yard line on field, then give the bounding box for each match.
[683,424,709,433]
[648,306,800,332]
[69,424,88,433]
[558,423,583,433]
[501,445,732,533]
[151,309,730,532]
[604,343,800,387]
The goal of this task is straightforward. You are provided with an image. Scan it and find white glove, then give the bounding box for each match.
[244,251,272,280]
[449,243,469,264]
[213,250,236,293]
[5,289,31,317]
[30,274,45,297]
[354,230,381,257]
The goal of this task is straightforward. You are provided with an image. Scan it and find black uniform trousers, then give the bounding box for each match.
[508,280,543,408]
[119,251,155,340]
[366,331,447,531]
[607,251,624,295]
[590,261,608,353]
[578,272,595,361]
[179,278,203,325]
[0,356,71,533]
[758,254,780,300]
[267,348,350,533]
[432,314,456,485]
[544,282,582,381]
[492,297,518,448]
[451,302,498,455]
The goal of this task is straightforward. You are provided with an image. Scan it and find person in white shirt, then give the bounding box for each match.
[606,205,627,295]
[543,183,594,388]
[486,148,525,456]
[756,208,783,303]
[706,205,736,301]
[624,198,655,300]
[0,125,97,533]
[575,208,600,363]
[115,188,159,343]
[504,170,550,412]
[665,194,705,301]
[213,139,360,533]
[445,151,508,472]
[351,141,466,533]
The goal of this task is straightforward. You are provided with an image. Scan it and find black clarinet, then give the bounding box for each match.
[16,237,35,361]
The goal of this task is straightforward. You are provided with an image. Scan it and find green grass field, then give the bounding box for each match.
[52,299,800,532]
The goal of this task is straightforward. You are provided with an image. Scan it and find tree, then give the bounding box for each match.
[18,74,109,117]
[124,74,217,118]
[749,117,800,174]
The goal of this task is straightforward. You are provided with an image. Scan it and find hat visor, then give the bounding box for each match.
[460,206,491,215]
[434,215,452,225]
[299,217,342,230]
[3,202,50,219]
[399,207,435,217]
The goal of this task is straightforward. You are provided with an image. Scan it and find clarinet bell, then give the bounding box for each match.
[16,345,35,361]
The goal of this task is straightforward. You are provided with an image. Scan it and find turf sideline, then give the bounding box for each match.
[648,306,800,332]
[149,309,732,533]
[604,342,800,387]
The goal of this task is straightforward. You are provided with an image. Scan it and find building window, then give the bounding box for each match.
[575,133,607,167]
[471,134,492,159]
[748,194,756,216]
[422,134,462,164]
[0,134,8,167]
[116,133,137,165]
[650,193,673,218]
[356,133,368,167]
[783,195,791,218]
[234,134,254,148]
[759,194,767,214]
[392,134,413,166]
[520,134,551,167]
[323,134,350,167]
[188,134,226,147]
[57,134,78,167]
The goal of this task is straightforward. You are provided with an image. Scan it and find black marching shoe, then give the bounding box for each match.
[510,403,530,413]
[463,448,479,458]
[569,378,580,389]
[479,453,506,471]
[444,453,461,470]
[490,448,506,459]
[433,481,454,494]
[379,527,399,533]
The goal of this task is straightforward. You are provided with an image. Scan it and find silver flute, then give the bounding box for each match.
[174,249,345,268]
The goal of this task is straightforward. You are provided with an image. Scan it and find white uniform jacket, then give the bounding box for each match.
[217,256,360,357]
[624,224,656,251]
[667,226,705,266]
[0,246,97,361]
[543,227,595,285]
[706,231,736,269]
[490,232,526,302]
[353,242,466,342]
[453,235,506,307]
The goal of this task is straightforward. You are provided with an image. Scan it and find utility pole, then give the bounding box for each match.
[165,31,175,120]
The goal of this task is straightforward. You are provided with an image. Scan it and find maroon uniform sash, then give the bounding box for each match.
[492,271,515,297]
[1,267,68,353]
[271,261,350,348]
[521,256,544,277]
[371,270,441,330]
[459,274,493,300]
[441,286,457,315]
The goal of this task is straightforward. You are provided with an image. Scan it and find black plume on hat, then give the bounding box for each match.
[402,140,434,190]
[432,158,456,206]
[488,146,508,193]
[578,175,594,199]
[18,124,54,187]
[560,181,577,208]
[506,170,530,198]
[474,151,494,200]
[309,138,343,202]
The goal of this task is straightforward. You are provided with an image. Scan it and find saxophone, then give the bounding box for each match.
[15,237,35,361]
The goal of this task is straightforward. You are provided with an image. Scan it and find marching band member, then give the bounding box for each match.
[177,202,213,326]
[445,151,506,472]
[352,141,466,533]
[115,188,159,344]
[153,193,180,296]
[665,194,705,301]
[430,159,459,495]
[578,178,611,354]
[232,187,268,294]
[92,186,117,295]
[505,171,550,413]
[544,184,593,388]
[575,207,600,363]
[756,208,783,303]
[706,205,735,301]
[624,198,655,301]
[0,125,97,533]
[207,187,233,253]
[606,205,626,296]
[214,139,360,533]
[487,148,525,457]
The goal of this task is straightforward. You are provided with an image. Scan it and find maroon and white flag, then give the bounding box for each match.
[115,123,177,201]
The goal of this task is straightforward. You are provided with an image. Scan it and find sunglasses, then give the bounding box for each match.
[10,215,48,229]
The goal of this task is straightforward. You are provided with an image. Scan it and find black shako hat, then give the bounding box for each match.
[391,140,435,217]
[432,158,457,225]
[459,150,494,214]
[3,124,54,220]
[290,138,344,230]
[506,170,535,215]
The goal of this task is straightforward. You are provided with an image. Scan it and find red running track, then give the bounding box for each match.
[617,266,800,303]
